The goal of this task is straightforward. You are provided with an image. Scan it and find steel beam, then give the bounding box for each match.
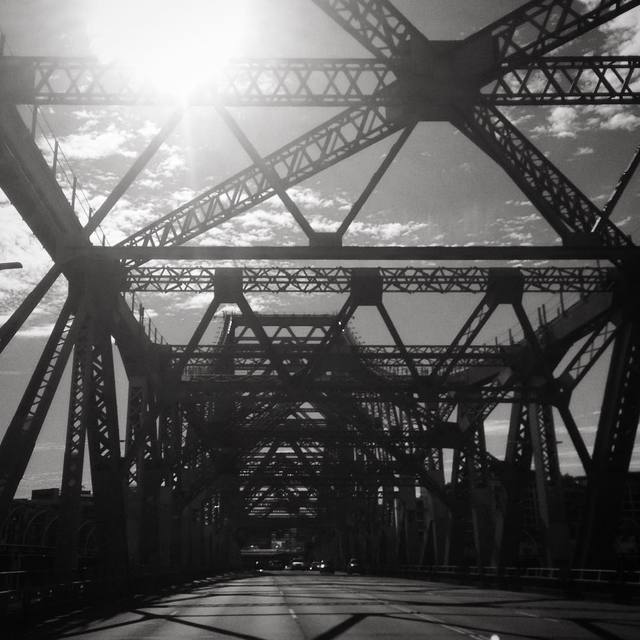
[0,298,78,524]
[463,0,640,79]
[492,401,533,567]
[85,109,183,235]
[577,320,640,567]
[124,266,618,294]
[56,318,91,576]
[5,56,640,107]
[455,104,630,247]
[121,105,401,252]
[82,245,640,261]
[488,57,640,105]
[528,402,570,566]
[76,315,129,578]
[311,0,425,59]
[0,265,61,354]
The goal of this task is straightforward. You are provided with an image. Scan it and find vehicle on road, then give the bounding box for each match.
[346,558,362,574]
[319,560,334,574]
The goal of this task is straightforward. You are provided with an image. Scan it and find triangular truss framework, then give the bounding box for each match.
[1,0,640,576]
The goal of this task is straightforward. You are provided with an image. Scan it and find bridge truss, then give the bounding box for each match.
[1,0,640,576]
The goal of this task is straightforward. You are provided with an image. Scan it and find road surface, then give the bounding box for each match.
[16,571,640,639]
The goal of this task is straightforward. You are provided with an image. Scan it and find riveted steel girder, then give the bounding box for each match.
[123,266,617,294]
[6,56,640,107]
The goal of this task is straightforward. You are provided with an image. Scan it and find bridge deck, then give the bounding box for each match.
[13,573,640,639]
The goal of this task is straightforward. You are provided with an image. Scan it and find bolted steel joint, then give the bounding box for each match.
[213,268,244,303]
[350,268,383,306]
[487,268,524,305]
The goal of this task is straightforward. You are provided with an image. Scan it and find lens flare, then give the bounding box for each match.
[86,0,251,98]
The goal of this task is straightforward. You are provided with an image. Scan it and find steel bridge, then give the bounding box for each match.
[1,0,640,590]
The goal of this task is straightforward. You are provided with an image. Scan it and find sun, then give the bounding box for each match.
[86,0,251,99]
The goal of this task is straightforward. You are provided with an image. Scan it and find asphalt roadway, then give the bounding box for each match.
[13,572,640,640]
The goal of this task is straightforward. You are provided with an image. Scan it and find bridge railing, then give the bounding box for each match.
[391,564,640,597]
[19,104,109,246]
[122,292,167,345]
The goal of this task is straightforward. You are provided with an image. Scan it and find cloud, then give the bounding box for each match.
[153,147,187,177]
[505,199,532,207]
[99,197,158,242]
[531,104,640,141]
[16,323,56,338]
[599,9,640,55]
[487,212,547,245]
[56,124,137,160]
[0,204,60,316]
[600,111,640,130]
[346,220,430,244]
[537,106,580,138]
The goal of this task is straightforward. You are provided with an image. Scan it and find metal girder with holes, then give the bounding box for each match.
[488,57,640,105]
[577,321,640,567]
[123,266,618,294]
[0,299,79,524]
[311,0,424,59]
[75,314,129,577]
[456,104,630,247]
[56,314,91,576]
[461,0,640,78]
[121,105,402,251]
[7,56,640,107]
[528,402,570,566]
[82,245,640,261]
[2,0,640,575]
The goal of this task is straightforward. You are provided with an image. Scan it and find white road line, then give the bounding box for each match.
[276,579,299,622]
[515,609,560,623]
[385,601,492,640]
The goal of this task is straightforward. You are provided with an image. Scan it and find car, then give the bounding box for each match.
[319,560,334,574]
[290,559,306,570]
[309,561,321,571]
[346,558,362,574]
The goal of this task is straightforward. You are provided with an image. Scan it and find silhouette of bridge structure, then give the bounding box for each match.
[1,1,640,597]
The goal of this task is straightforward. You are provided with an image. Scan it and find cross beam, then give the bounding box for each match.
[78,245,640,261]
[2,56,639,106]
[124,266,617,294]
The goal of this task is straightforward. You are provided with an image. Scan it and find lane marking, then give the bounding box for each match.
[515,609,560,623]
[338,579,570,638]
[385,602,492,640]
[330,582,499,640]
[275,577,301,624]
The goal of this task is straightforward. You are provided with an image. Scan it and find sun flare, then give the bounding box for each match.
[86,0,251,98]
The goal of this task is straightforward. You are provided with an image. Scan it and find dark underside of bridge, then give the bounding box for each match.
[1,0,640,591]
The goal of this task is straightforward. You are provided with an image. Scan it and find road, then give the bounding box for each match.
[16,572,640,639]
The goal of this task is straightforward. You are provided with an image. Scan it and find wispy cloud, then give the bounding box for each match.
[57,125,137,160]
[15,323,57,339]
[0,204,60,317]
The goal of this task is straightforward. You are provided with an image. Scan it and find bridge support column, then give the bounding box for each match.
[54,264,129,581]
[421,488,449,565]
[576,319,640,568]
[446,421,493,567]
[492,401,532,567]
[528,401,570,567]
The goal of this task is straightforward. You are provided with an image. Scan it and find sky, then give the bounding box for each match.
[1,0,640,496]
